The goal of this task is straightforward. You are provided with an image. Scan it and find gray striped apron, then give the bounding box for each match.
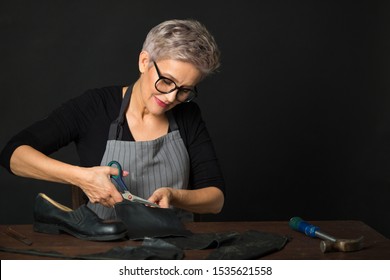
[88,87,192,221]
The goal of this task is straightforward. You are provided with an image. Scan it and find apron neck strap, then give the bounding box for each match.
[108,86,132,140]
[167,110,178,131]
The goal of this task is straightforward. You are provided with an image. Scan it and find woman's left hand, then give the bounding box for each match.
[148,186,224,213]
[148,187,174,208]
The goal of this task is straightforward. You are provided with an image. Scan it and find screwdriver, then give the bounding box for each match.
[288,216,336,242]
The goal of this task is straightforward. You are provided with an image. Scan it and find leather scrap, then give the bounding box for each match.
[0,246,76,259]
[158,230,288,259]
[206,230,289,259]
[81,240,184,260]
[160,231,240,249]
[0,230,288,260]
[0,241,184,260]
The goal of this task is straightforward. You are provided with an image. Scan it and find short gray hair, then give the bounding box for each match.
[142,19,220,78]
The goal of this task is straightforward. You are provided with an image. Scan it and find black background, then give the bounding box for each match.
[1,0,389,237]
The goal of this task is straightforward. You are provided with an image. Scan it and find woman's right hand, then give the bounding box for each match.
[75,166,127,207]
[10,145,126,207]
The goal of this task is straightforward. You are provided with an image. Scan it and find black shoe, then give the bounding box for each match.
[33,193,127,241]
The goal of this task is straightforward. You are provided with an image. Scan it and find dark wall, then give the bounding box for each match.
[1,1,389,237]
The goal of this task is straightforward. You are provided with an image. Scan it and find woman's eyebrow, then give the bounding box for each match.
[161,71,195,88]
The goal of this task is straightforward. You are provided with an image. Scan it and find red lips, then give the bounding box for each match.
[154,96,168,108]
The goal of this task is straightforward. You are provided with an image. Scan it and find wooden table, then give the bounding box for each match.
[1,221,389,259]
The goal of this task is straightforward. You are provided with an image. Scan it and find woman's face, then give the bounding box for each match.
[139,54,202,115]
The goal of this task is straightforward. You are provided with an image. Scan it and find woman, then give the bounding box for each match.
[0,19,225,221]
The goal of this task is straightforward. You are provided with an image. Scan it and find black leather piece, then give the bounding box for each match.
[1,229,288,259]
[83,239,184,260]
[206,230,289,260]
[0,242,184,260]
[161,232,240,249]
[142,230,288,259]
[114,200,192,240]
[33,193,127,241]
[0,246,76,259]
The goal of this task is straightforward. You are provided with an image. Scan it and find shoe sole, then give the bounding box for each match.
[33,222,127,241]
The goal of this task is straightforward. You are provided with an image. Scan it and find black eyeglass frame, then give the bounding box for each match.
[153,61,198,103]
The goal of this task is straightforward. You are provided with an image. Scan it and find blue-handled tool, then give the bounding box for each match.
[108,160,160,208]
[289,216,364,252]
[289,216,336,241]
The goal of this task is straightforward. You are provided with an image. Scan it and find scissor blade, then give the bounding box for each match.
[122,192,160,208]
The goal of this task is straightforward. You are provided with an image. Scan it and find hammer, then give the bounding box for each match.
[289,217,364,253]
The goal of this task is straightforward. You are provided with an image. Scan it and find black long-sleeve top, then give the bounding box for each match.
[0,86,225,192]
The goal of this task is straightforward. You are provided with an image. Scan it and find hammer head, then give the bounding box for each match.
[320,236,364,253]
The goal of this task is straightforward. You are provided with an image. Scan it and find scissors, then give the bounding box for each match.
[107,160,160,208]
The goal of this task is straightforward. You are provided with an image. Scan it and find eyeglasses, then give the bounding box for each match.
[153,61,198,103]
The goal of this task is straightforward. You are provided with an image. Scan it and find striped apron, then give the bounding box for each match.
[88,87,192,221]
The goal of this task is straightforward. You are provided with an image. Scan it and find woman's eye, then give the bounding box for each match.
[162,79,174,86]
[179,88,191,94]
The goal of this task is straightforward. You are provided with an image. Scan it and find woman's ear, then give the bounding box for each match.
[138,51,150,74]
